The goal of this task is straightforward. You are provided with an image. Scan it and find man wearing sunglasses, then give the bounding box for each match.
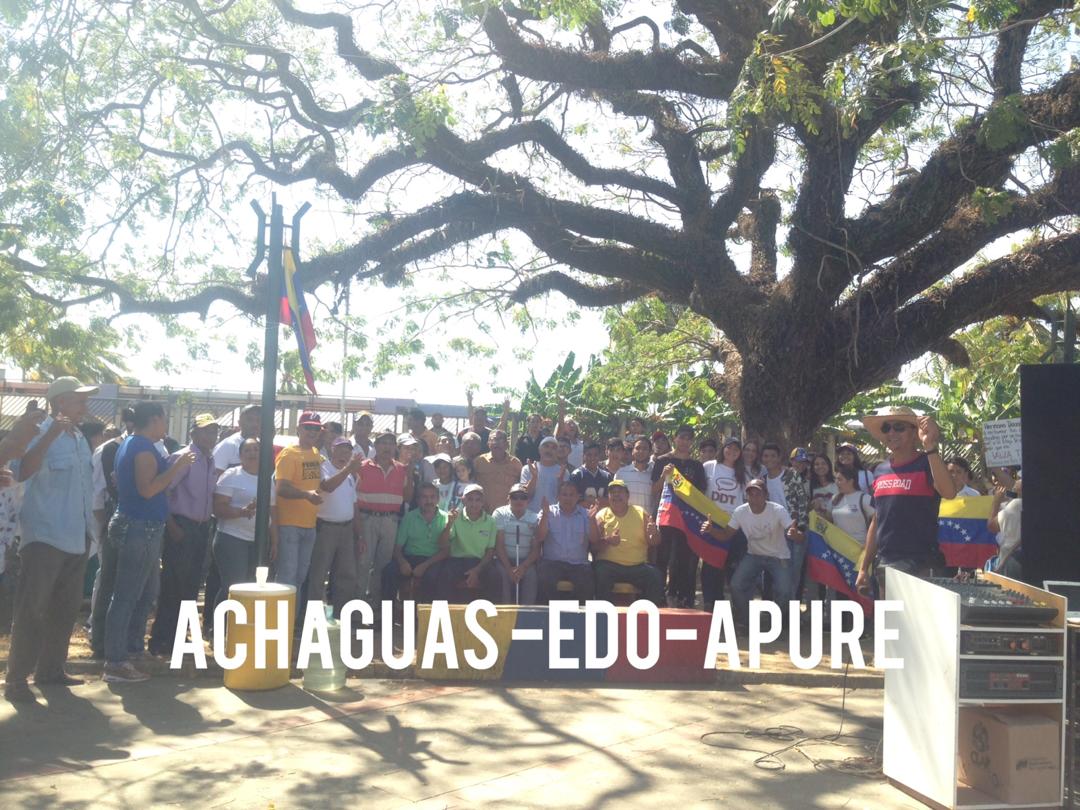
[493,483,547,604]
[855,407,957,598]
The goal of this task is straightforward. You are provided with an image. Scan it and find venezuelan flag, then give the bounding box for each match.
[938,495,997,568]
[657,468,731,567]
[280,247,318,394]
[805,511,873,615]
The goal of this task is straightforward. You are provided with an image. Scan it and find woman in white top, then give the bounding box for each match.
[836,443,876,492]
[740,440,765,481]
[828,465,876,547]
[946,456,981,497]
[560,419,585,469]
[809,454,839,517]
[212,437,277,606]
[701,437,747,610]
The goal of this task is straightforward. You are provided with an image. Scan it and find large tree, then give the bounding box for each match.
[2,0,1078,443]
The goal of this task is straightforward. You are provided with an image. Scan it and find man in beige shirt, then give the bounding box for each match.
[473,430,522,513]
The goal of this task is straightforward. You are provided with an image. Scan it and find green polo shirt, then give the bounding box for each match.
[449,511,498,558]
[395,507,447,557]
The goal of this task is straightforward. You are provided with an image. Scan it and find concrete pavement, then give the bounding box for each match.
[0,675,923,809]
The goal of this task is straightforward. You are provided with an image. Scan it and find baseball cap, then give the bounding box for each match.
[298,412,322,427]
[790,447,810,462]
[722,436,742,448]
[462,483,484,496]
[608,479,629,492]
[745,478,767,492]
[509,483,528,495]
[331,437,353,448]
[428,453,453,465]
[651,430,669,441]
[191,413,219,429]
[539,436,559,447]
[46,377,99,402]
[397,433,419,447]
[374,430,397,444]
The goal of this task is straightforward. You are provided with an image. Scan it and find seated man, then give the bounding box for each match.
[432,483,500,602]
[593,480,664,605]
[537,479,598,602]
[382,482,446,603]
[706,478,797,625]
[493,483,547,604]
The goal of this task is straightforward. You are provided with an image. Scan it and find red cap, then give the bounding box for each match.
[298,412,322,427]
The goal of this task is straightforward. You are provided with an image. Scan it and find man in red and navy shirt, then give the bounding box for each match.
[855,407,957,598]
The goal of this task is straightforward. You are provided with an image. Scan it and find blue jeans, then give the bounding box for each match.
[149,515,211,652]
[105,514,165,664]
[213,530,257,606]
[731,553,792,623]
[275,525,316,589]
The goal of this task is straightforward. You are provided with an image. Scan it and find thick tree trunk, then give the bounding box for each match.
[714,319,856,450]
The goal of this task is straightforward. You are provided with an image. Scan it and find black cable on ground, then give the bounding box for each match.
[699,663,883,778]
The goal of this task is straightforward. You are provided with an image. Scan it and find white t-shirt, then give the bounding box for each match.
[828,491,875,546]
[810,483,839,516]
[959,484,981,497]
[317,459,357,523]
[351,441,377,461]
[997,497,1022,558]
[615,462,655,515]
[567,439,584,469]
[729,501,792,559]
[91,442,108,512]
[703,461,745,516]
[213,432,244,471]
[215,467,275,542]
[521,461,564,513]
[765,471,787,508]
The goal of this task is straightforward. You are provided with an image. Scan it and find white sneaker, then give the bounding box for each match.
[103,662,150,683]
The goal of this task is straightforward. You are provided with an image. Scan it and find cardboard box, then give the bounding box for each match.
[958,709,1060,805]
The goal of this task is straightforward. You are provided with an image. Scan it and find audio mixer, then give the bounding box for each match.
[925,578,1059,625]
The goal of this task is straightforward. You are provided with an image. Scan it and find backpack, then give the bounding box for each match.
[857,492,872,529]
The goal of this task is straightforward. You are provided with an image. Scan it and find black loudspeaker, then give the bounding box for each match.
[1020,364,1080,585]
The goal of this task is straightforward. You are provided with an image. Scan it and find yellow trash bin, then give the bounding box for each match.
[223,569,296,691]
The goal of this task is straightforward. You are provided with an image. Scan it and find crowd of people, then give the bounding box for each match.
[0,379,1024,701]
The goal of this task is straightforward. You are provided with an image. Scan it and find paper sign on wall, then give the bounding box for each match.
[982,418,1022,467]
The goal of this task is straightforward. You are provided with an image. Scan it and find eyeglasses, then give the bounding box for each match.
[880,422,910,434]
[510,494,529,501]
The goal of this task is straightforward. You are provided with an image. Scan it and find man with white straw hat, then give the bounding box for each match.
[855,406,957,598]
[4,377,98,701]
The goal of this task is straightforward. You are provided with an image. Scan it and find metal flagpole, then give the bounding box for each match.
[252,196,283,569]
[248,194,310,571]
[515,525,520,604]
[340,284,349,425]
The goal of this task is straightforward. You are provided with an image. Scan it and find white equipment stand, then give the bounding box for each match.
[883,570,1067,809]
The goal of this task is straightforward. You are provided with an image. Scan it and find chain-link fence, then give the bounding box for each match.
[0,385,471,445]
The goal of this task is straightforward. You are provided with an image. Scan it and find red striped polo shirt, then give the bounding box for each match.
[357,459,408,512]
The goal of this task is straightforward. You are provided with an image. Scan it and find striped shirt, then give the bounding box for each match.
[356,459,408,513]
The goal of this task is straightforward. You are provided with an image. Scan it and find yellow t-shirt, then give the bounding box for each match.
[595,505,648,567]
[274,445,322,528]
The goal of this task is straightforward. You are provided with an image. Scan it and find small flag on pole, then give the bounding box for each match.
[280,246,318,394]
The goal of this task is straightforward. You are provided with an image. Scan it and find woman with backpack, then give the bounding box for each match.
[828,464,875,546]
